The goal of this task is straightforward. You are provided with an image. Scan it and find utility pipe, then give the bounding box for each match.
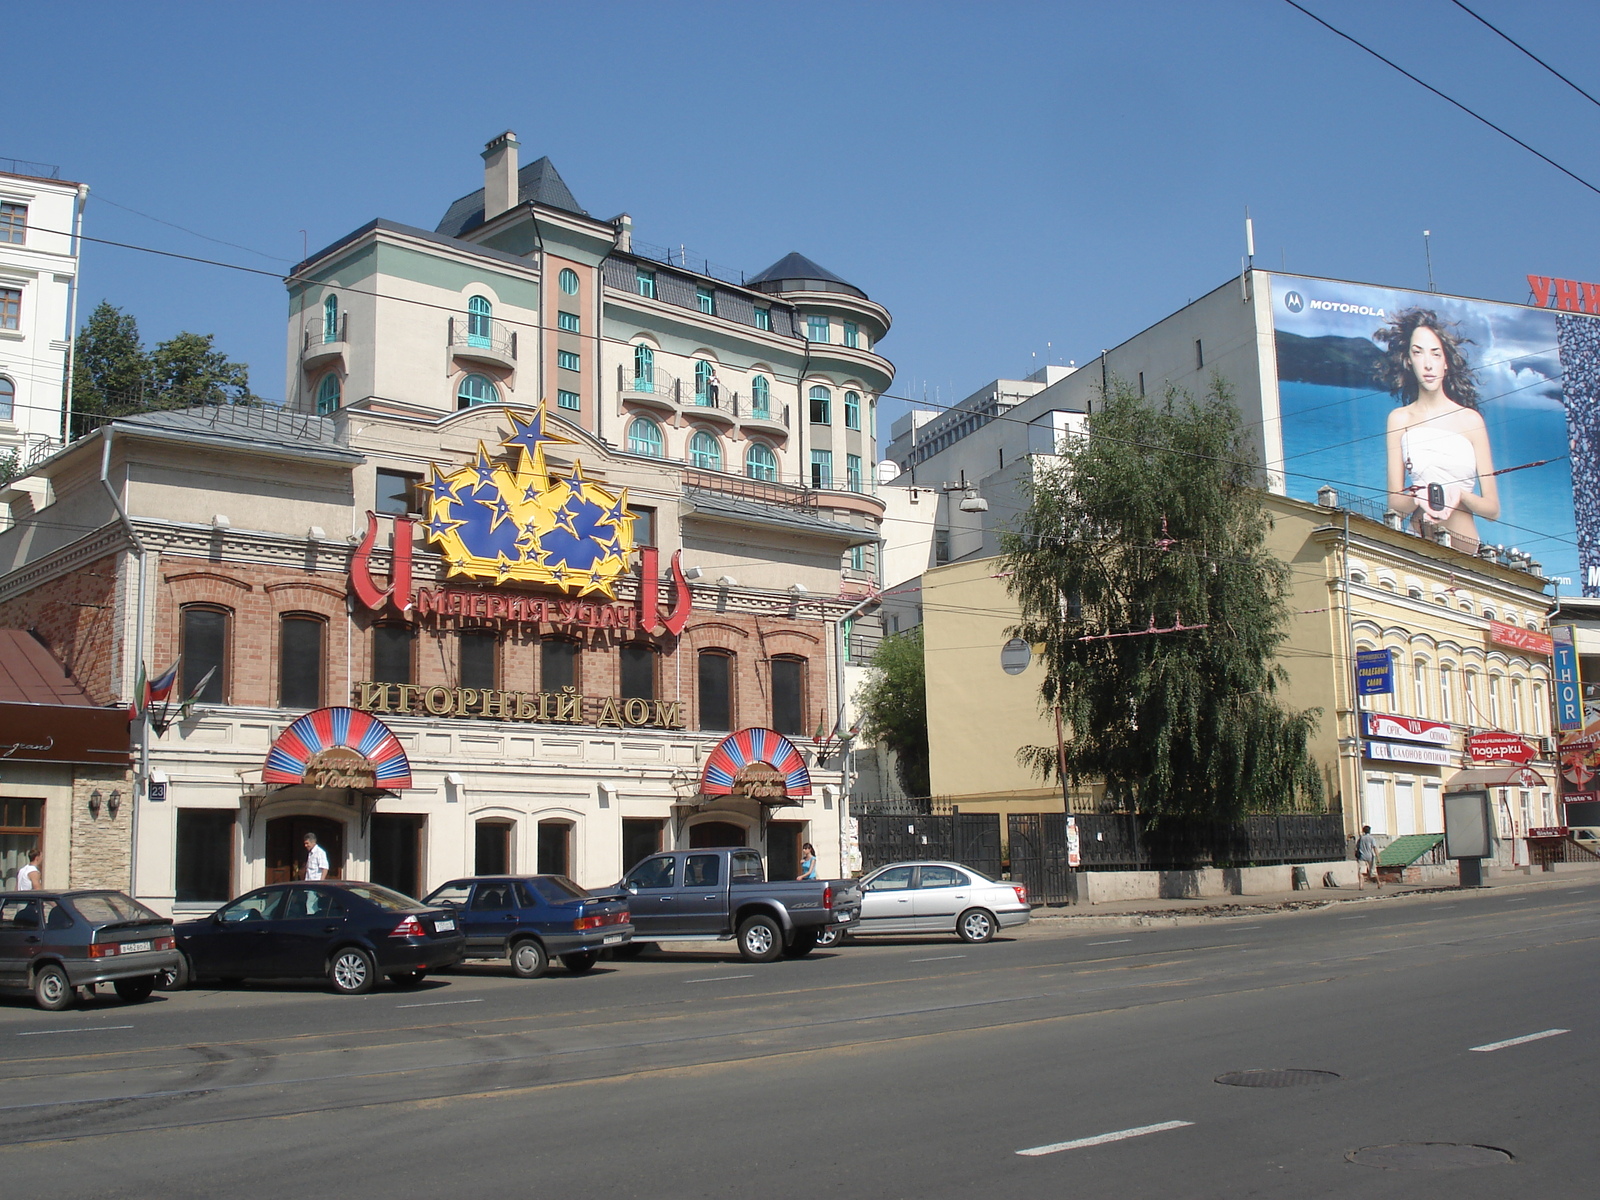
[100,425,147,899]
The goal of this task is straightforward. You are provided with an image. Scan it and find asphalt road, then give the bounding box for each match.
[0,882,1595,1199]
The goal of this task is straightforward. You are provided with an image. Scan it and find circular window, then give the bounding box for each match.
[559,268,580,296]
[1000,638,1031,675]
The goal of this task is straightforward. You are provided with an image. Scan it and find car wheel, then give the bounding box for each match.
[783,928,819,958]
[114,975,157,1004]
[815,925,848,948]
[155,955,191,991]
[328,947,377,995]
[33,964,73,1012]
[388,970,426,988]
[509,939,548,979]
[957,908,997,944]
[737,915,783,963]
[561,951,600,974]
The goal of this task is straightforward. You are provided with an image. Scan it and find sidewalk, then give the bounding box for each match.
[1022,861,1600,930]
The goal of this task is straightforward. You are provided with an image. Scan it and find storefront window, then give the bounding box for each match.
[175,810,234,903]
[475,819,512,875]
[620,642,655,700]
[537,820,572,876]
[771,656,806,736]
[0,798,43,891]
[181,606,229,704]
[372,624,414,684]
[698,651,732,731]
[460,630,498,691]
[279,615,324,709]
[541,638,580,691]
[621,819,663,872]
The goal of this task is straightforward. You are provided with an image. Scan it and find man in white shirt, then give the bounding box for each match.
[16,849,40,891]
[302,833,329,881]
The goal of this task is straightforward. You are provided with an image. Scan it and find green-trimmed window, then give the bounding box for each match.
[559,268,580,295]
[457,373,499,409]
[806,315,829,343]
[754,307,771,331]
[557,389,581,410]
[847,454,863,493]
[810,449,832,489]
[627,417,664,457]
[689,431,722,471]
[315,373,341,415]
[745,443,777,482]
[843,322,859,349]
[696,287,716,316]
[632,343,655,392]
[558,350,581,372]
[467,296,492,348]
[809,386,831,425]
[557,311,580,333]
[844,390,861,429]
[695,360,715,405]
[751,375,771,418]
[848,544,865,571]
[322,295,339,343]
[636,268,657,299]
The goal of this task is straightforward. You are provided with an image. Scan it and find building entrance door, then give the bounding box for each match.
[371,814,424,898]
[265,815,345,884]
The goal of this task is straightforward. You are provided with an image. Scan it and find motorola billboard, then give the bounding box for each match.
[1270,277,1593,593]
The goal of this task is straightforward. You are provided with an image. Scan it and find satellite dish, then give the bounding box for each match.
[1000,638,1031,675]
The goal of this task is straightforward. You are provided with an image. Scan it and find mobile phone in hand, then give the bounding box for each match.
[1428,482,1445,510]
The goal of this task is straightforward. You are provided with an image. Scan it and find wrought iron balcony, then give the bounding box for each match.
[447,316,517,369]
[302,313,347,367]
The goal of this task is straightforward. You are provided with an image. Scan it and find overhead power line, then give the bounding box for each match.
[1448,0,1600,112]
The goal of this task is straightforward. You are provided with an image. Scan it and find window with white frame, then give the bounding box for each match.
[1533,682,1547,734]
[1439,664,1453,721]
[1488,673,1502,727]
[1511,677,1524,731]
[0,287,19,331]
[0,202,25,244]
[1413,659,1428,717]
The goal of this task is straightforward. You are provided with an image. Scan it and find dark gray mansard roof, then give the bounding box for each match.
[434,157,587,238]
[745,252,865,300]
[111,405,361,463]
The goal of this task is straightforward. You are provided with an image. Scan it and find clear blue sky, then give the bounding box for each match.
[9,1,1600,430]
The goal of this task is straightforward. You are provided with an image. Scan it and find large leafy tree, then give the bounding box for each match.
[1003,380,1322,822]
[855,626,930,797]
[70,302,257,437]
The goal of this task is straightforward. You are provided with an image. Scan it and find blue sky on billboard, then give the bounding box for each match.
[1271,276,1585,585]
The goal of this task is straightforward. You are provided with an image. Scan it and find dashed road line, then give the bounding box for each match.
[1087,939,1132,946]
[17,1025,134,1037]
[910,955,966,963]
[395,999,483,1009]
[683,974,755,984]
[1018,1120,1195,1156]
[1470,1029,1569,1052]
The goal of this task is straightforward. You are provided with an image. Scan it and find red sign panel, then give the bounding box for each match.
[1487,620,1554,656]
[1526,826,1567,838]
[1467,731,1537,764]
[1363,713,1452,745]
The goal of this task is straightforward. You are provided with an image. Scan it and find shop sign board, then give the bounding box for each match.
[1526,826,1567,838]
[1488,620,1554,656]
[1466,731,1536,764]
[1553,625,1582,731]
[352,683,684,729]
[1361,713,1452,745]
[263,708,413,789]
[1364,740,1453,766]
[1355,649,1394,695]
[701,728,813,799]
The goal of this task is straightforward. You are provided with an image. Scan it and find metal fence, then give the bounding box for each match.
[856,813,1002,879]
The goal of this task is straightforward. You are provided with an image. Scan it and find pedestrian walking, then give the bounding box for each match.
[797,842,818,880]
[16,848,40,891]
[1355,825,1380,889]
[302,832,329,881]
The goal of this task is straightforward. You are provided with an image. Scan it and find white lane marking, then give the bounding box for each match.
[1338,915,1369,920]
[17,1025,134,1037]
[395,999,484,1009]
[1505,897,1527,903]
[683,974,754,984]
[1225,925,1261,930]
[1018,1120,1195,1156]
[1087,939,1132,946]
[1470,1029,1569,1053]
[910,954,966,962]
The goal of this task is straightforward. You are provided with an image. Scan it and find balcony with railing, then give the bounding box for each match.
[619,362,681,413]
[447,316,517,369]
[740,401,790,438]
[302,313,348,368]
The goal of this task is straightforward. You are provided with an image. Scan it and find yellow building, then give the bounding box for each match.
[921,493,1555,851]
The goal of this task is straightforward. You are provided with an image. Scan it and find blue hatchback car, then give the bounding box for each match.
[423,876,632,978]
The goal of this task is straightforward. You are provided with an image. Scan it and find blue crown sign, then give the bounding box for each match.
[420,404,636,598]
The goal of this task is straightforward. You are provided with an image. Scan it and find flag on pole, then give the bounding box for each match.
[126,661,149,722]
[173,666,218,724]
[147,658,180,705]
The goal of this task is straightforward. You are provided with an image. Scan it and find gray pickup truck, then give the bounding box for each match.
[612,847,861,962]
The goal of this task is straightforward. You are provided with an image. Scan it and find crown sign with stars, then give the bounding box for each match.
[419,403,637,597]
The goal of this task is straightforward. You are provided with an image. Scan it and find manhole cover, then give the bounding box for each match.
[1348,1143,1512,1170]
[1215,1069,1340,1088]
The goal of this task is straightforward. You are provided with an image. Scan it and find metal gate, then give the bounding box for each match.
[856,813,1002,879]
[1007,813,1078,906]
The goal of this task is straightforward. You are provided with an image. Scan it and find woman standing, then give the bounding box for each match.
[1381,308,1499,553]
[797,843,818,881]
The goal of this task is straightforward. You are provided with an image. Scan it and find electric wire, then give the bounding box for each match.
[1447,0,1600,112]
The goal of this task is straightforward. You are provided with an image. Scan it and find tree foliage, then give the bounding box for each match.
[855,625,930,796]
[1002,379,1322,822]
[70,302,258,437]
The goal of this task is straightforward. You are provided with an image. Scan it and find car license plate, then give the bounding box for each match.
[120,941,152,954]
[433,920,455,932]
[602,934,624,945]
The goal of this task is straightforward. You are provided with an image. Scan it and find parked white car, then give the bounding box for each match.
[825,861,1030,944]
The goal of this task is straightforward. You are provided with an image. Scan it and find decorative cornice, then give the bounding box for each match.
[0,524,129,605]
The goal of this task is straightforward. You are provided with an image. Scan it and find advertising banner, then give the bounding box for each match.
[1271,277,1590,591]
[1487,619,1554,656]
[1365,740,1453,766]
[1361,713,1453,745]
[1466,731,1536,764]
[1553,625,1582,731]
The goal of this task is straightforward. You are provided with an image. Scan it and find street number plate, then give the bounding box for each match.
[120,941,152,953]
[602,934,624,945]
[433,920,456,932]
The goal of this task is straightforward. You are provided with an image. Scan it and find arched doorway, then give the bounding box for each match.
[689,820,747,849]
[265,815,345,884]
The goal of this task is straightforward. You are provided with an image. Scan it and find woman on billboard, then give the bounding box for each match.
[1381,308,1499,553]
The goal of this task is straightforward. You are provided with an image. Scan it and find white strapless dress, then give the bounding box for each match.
[1402,424,1478,490]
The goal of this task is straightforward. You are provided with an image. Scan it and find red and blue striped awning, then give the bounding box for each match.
[700,727,811,799]
[262,707,412,789]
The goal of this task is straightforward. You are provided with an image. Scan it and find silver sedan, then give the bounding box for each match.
[820,861,1030,944]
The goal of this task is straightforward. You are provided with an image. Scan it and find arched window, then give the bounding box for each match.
[627,417,664,457]
[844,390,861,430]
[372,623,414,685]
[620,642,656,701]
[1413,659,1429,717]
[809,385,831,425]
[459,629,498,691]
[181,605,231,704]
[745,442,777,482]
[315,373,341,416]
[279,614,324,709]
[751,375,770,418]
[467,296,492,348]
[698,650,733,731]
[689,430,722,471]
[559,268,580,296]
[322,294,339,343]
[771,656,806,736]
[695,360,715,406]
[0,376,13,422]
[1439,664,1453,721]
[457,373,499,409]
[632,343,655,393]
[541,637,581,691]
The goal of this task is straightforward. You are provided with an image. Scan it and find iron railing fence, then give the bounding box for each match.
[304,313,348,348]
[856,812,1002,879]
[446,316,517,360]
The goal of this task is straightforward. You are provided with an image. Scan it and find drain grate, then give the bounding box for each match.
[1348,1143,1513,1170]
[1215,1069,1340,1088]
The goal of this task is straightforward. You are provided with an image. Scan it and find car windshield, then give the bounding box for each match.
[426,883,473,907]
[530,876,588,903]
[342,883,429,912]
[71,893,163,925]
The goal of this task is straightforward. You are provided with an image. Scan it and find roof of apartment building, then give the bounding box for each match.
[434,156,588,238]
[746,252,866,299]
[110,405,360,463]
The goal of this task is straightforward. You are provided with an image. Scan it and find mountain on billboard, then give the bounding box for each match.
[1274,331,1383,389]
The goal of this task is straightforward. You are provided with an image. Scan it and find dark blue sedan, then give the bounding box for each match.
[423,876,632,978]
[170,881,465,995]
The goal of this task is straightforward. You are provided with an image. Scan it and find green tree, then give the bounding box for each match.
[855,626,930,797]
[1002,379,1322,822]
[70,302,257,438]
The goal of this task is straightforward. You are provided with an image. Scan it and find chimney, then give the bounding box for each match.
[614,213,633,253]
[481,131,520,222]
[1316,485,1337,508]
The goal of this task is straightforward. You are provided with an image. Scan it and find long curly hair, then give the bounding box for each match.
[1373,307,1479,409]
